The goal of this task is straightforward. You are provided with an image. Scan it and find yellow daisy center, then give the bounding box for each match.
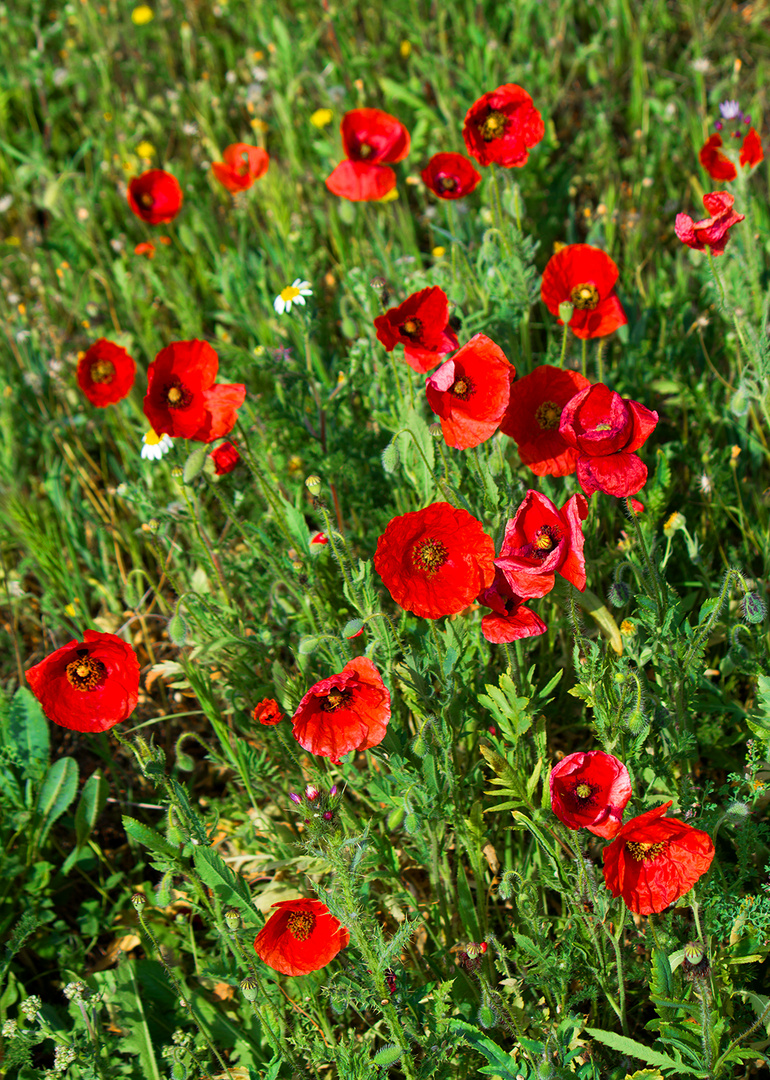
[280,285,301,303]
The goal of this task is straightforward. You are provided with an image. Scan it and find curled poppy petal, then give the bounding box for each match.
[325,160,397,201]
[675,191,744,256]
[698,133,737,182]
[212,143,269,193]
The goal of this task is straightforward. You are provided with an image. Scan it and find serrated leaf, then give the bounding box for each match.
[697,596,721,626]
[585,1028,689,1072]
[446,1020,519,1080]
[192,846,261,925]
[9,687,50,785]
[37,756,79,841]
[75,770,108,848]
[122,816,182,864]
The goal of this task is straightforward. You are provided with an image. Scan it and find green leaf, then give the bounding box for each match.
[192,846,261,926]
[36,756,79,841]
[585,1028,690,1072]
[455,860,481,941]
[122,816,182,864]
[75,770,108,848]
[8,687,50,785]
[447,1020,519,1080]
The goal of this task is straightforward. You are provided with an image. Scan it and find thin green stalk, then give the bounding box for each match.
[488,167,512,257]
[706,247,726,308]
[581,336,587,378]
[558,321,569,368]
[596,338,605,384]
[179,484,233,609]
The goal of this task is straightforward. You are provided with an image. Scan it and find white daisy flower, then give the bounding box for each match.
[273,279,312,315]
[141,430,174,460]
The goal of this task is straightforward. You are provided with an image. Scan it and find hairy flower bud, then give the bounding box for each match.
[132,893,147,911]
[607,581,632,607]
[743,591,766,624]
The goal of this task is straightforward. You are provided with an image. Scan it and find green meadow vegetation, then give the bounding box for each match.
[1,0,770,1077]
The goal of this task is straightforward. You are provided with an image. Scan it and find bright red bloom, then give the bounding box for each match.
[254,698,283,726]
[541,244,627,340]
[602,801,715,915]
[209,440,240,475]
[478,568,547,644]
[462,84,544,168]
[421,152,482,199]
[550,751,632,839]
[500,365,590,476]
[495,490,588,599]
[144,340,246,443]
[326,108,410,201]
[674,191,744,256]
[699,129,763,181]
[310,531,328,545]
[559,383,658,498]
[127,169,183,225]
[77,339,136,407]
[374,502,495,620]
[212,143,269,193]
[426,334,513,449]
[740,126,763,168]
[291,657,390,759]
[26,629,140,733]
[254,898,350,976]
[134,241,156,258]
[374,286,459,373]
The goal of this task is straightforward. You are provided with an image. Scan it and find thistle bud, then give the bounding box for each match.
[305,475,322,497]
[743,592,766,624]
[224,909,240,931]
[289,792,302,805]
[240,976,259,1001]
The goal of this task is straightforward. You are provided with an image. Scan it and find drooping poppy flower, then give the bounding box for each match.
[559,383,658,499]
[739,126,763,169]
[326,108,410,201]
[478,568,547,644]
[291,656,390,759]
[699,129,763,181]
[602,801,715,915]
[495,490,588,599]
[26,629,140,733]
[374,286,459,373]
[212,143,269,193]
[421,152,482,199]
[462,84,544,168]
[550,751,632,839]
[254,898,350,976]
[77,338,136,407]
[374,502,495,619]
[209,440,240,475]
[541,244,627,340]
[253,698,283,726]
[127,169,183,225]
[674,191,745,256]
[144,339,246,443]
[500,364,590,476]
[425,334,513,449]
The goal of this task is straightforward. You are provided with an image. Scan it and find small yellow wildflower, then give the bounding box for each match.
[432,246,446,258]
[620,620,636,636]
[250,118,268,132]
[136,140,155,159]
[131,5,153,25]
[379,188,399,203]
[400,40,412,58]
[310,108,333,129]
[663,512,686,537]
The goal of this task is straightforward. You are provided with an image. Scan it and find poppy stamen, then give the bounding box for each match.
[569,282,600,310]
[399,317,423,341]
[413,538,449,575]
[534,400,561,430]
[66,654,108,692]
[322,687,351,712]
[164,380,193,409]
[139,193,154,208]
[626,840,667,862]
[286,910,317,941]
[451,375,474,400]
[480,111,507,141]
[90,359,115,384]
[439,176,458,192]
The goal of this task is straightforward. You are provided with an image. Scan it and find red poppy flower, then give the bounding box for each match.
[209,440,240,475]
[739,126,763,169]
[144,339,246,443]
[699,129,763,181]
[478,568,547,644]
[602,801,715,915]
[374,286,459,373]
[374,502,495,620]
[134,241,156,258]
[212,143,269,193]
[326,108,410,201]
[77,338,136,407]
[500,365,590,476]
[426,334,513,449]
[26,629,140,733]
[253,698,283,726]
[559,383,658,498]
[462,84,544,169]
[550,751,632,839]
[127,169,183,225]
[291,657,390,759]
[495,490,588,599]
[421,152,482,199]
[254,898,350,976]
[674,191,744,257]
[541,245,627,340]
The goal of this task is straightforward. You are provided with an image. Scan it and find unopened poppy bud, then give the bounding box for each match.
[132,893,147,911]
[743,592,766,624]
[387,805,406,831]
[725,800,751,824]
[497,870,520,900]
[372,1044,401,1067]
[478,1004,496,1028]
[404,812,420,834]
[240,976,259,1001]
[558,300,574,324]
[305,475,322,497]
[607,581,632,607]
[224,909,240,931]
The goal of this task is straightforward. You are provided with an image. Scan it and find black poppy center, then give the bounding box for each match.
[286,910,316,941]
[626,840,667,863]
[439,175,458,192]
[399,317,423,341]
[164,379,193,409]
[139,192,154,208]
[66,653,107,692]
[357,142,373,160]
[480,111,507,141]
[90,359,115,384]
[322,687,351,712]
[413,538,449,576]
[535,400,561,431]
[451,375,474,400]
[570,282,600,311]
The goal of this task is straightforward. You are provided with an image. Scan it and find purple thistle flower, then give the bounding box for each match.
[719,99,742,120]
[289,792,302,804]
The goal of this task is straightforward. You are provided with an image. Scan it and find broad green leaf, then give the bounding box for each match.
[37,756,79,841]
[455,860,480,942]
[75,770,108,848]
[192,846,261,926]
[8,687,49,785]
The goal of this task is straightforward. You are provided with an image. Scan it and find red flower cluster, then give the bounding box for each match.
[77,339,136,407]
[144,339,246,443]
[462,84,544,168]
[501,365,590,476]
[212,143,269,193]
[254,898,349,976]
[699,128,763,181]
[253,698,283,726]
[326,109,410,201]
[675,191,744,256]
[603,802,715,914]
[291,657,390,760]
[477,568,547,644]
[375,502,495,620]
[559,383,658,498]
[210,440,241,475]
[541,245,627,340]
[374,287,458,373]
[421,152,481,199]
[128,169,183,225]
[426,334,513,449]
[26,629,140,733]
[495,491,588,598]
[550,751,632,839]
